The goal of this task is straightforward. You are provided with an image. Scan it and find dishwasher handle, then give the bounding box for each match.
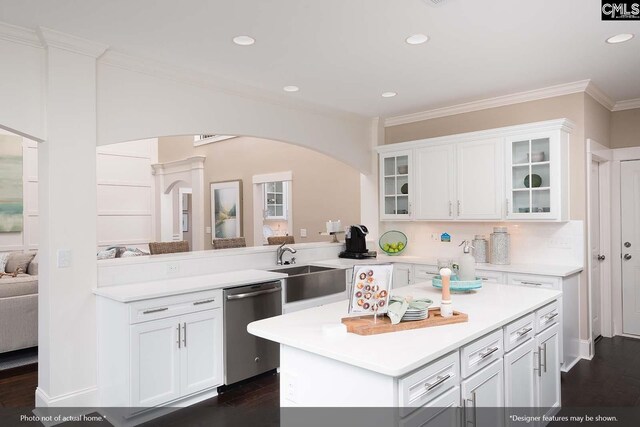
[226,286,281,300]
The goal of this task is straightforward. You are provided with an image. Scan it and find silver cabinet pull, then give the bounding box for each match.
[177,324,181,349]
[506,198,509,214]
[534,348,541,377]
[183,322,187,347]
[465,392,477,426]
[544,312,559,322]
[449,201,453,217]
[193,299,216,306]
[479,346,499,359]
[516,327,533,337]
[457,200,461,216]
[521,281,543,286]
[143,307,168,314]
[424,374,451,391]
[542,342,547,373]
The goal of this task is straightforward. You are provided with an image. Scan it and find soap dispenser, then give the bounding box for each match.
[458,240,476,281]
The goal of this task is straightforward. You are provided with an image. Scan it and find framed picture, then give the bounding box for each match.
[210,180,242,240]
[0,135,23,233]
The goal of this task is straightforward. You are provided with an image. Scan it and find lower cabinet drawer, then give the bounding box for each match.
[475,270,505,284]
[398,351,459,417]
[414,265,439,281]
[507,273,561,290]
[535,300,560,334]
[400,386,460,427]
[129,290,223,324]
[504,313,535,352]
[460,329,504,379]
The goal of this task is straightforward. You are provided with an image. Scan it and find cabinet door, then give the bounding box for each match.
[180,309,224,396]
[393,264,412,288]
[456,138,504,220]
[415,145,455,220]
[130,317,181,407]
[476,270,505,284]
[504,339,535,407]
[380,150,413,220]
[461,359,504,427]
[535,324,561,413]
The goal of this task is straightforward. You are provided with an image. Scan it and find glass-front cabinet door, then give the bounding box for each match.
[380,150,412,220]
[505,132,560,220]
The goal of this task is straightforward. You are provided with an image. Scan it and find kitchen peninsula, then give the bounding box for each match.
[249,282,562,421]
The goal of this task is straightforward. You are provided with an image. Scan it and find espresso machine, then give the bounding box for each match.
[339,225,377,259]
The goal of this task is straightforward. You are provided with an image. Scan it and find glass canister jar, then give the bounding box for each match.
[490,227,510,265]
[472,235,488,263]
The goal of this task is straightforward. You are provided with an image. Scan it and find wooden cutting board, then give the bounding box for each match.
[341,308,468,336]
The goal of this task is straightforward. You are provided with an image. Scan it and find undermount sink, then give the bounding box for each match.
[268,264,346,304]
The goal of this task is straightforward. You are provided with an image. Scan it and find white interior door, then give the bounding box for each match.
[590,161,602,339]
[622,160,640,336]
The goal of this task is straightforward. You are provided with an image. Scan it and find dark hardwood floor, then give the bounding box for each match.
[2,337,640,410]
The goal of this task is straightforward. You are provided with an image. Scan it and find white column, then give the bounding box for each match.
[360,117,382,240]
[36,28,107,407]
[190,158,205,251]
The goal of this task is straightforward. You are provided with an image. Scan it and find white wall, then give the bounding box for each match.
[96,139,158,250]
[380,221,584,267]
[0,129,38,252]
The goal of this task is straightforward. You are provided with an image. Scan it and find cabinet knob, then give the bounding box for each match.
[255,357,260,363]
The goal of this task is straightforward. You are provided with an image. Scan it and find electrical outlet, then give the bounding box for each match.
[205,226,212,234]
[300,229,307,238]
[285,374,298,403]
[549,238,571,249]
[166,263,180,275]
[57,249,72,268]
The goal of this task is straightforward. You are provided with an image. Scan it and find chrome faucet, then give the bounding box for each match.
[276,242,297,265]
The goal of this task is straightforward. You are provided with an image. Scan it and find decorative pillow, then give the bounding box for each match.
[27,253,38,276]
[0,252,9,273]
[97,248,117,260]
[5,251,37,274]
[121,248,149,257]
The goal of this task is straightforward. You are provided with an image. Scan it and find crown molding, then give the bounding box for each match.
[37,27,108,58]
[0,21,42,48]
[585,81,615,110]
[100,50,368,124]
[384,80,594,127]
[612,98,640,112]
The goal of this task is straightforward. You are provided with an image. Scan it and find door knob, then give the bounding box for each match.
[625,242,632,248]
[597,255,606,261]
[624,254,632,261]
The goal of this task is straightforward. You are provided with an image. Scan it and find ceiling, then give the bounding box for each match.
[1,0,639,118]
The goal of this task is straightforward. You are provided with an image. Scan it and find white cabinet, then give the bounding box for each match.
[504,339,536,408]
[377,119,573,222]
[461,359,504,426]
[505,129,569,221]
[380,150,413,220]
[535,324,561,414]
[414,139,503,221]
[476,269,505,284]
[98,289,224,410]
[130,317,182,407]
[393,263,413,288]
[456,138,504,220]
[413,264,439,284]
[415,144,455,220]
[264,181,289,220]
[180,310,224,396]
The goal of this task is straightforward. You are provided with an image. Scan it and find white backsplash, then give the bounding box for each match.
[379,221,584,266]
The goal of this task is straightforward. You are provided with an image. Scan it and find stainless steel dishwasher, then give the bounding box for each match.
[223,280,282,385]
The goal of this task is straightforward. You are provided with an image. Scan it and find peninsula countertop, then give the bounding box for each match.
[248,282,562,377]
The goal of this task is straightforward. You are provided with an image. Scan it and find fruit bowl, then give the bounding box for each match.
[379,230,407,256]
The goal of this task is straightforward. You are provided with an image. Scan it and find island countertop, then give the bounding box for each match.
[248,282,562,377]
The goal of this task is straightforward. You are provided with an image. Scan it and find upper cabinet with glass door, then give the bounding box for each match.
[505,128,569,221]
[380,150,413,220]
[264,181,288,220]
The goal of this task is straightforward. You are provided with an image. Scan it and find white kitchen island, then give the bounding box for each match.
[249,282,562,424]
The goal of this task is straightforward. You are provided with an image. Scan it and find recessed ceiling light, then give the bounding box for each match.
[382,92,397,98]
[283,85,299,92]
[606,33,634,44]
[406,34,430,45]
[233,35,255,46]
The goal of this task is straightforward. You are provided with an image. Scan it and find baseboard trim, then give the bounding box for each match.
[35,385,98,407]
[561,356,581,373]
[579,339,593,360]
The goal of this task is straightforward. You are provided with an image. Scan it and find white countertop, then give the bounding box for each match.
[248,282,562,377]
[93,269,288,302]
[312,255,582,277]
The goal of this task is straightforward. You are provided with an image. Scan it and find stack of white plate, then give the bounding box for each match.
[401,307,429,322]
